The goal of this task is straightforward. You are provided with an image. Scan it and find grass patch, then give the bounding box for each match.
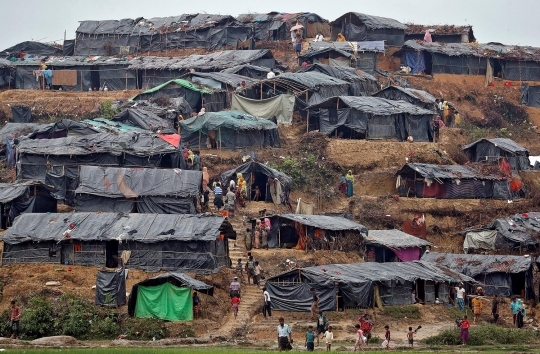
[383,305,421,319]
[424,324,537,346]
[445,304,470,319]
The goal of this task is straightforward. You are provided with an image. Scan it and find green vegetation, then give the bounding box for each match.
[123,317,169,340]
[270,154,335,193]
[100,100,120,119]
[383,305,421,319]
[424,324,537,346]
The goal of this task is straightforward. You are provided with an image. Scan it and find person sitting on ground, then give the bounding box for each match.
[337,32,346,42]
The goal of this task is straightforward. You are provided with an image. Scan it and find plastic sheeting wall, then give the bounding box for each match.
[74,194,196,214]
[100,66,137,91]
[521,84,540,108]
[502,60,540,81]
[432,53,487,75]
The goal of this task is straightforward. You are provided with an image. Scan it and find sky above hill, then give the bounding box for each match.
[1,0,538,50]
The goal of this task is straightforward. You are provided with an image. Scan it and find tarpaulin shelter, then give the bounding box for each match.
[462,138,530,171]
[113,108,176,134]
[421,252,534,299]
[306,96,434,141]
[0,181,57,229]
[260,72,349,117]
[0,58,14,88]
[404,25,475,43]
[10,55,137,91]
[185,72,260,106]
[178,111,280,150]
[298,48,353,68]
[250,214,367,249]
[364,229,431,262]
[128,272,213,321]
[463,212,540,253]
[95,269,127,306]
[396,40,540,80]
[1,212,235,272]
[128,50,275,88]
[330,13,408,46]
[309,41,385,73]
[395,163,513,199]
[222,64,273,80]
[221,161,292,204]
[237,12,329,41]
[122,97,193,120]
[74,14,253,56]
[231,93,295,125]
[266,260,475,311]
[521,83,540,108]
[131,79,226,113]
[16,132,183,184]
[1,41,63,56]
[11,106,32,123]
[74,166,202,214]
[373,86,437,110]
[297,63,379,96]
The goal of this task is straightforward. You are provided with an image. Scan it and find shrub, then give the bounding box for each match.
[100,100,120,119]
[55,293,95,339]
[20,296,56,339]
[424,324,535,346]
[124,317,168,340]
[91,314,121,339]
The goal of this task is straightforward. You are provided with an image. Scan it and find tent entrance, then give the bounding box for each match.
[332,126,366,139]
[249,171,269,202]
[424,53,433,75]
[510,272,525,298]
[105,240,119,268]
[61,243,74,265]
[90,66,100,90]
[492,59,503,78]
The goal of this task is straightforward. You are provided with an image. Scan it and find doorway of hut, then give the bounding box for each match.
[249,171,269,202]
[105,240,119,268]
[331,126,366,139]
[510,272,526,299]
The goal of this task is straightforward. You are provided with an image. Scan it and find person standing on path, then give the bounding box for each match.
[455,283,466,311]
[491,295,499,323]
[226,188,236,219]
[345,170,354,197]
[246,255,255,285]
[253,261,263,288]
[213,182,224,212]
[277,317,293,351]
[230,276,241,298]
[354,324,365,352]
[323,325,333,351]
[9,300,21,339]
[358,313,373,345]
[383,325,391,350]
[460,315,470,345]
[315,311,329,346]
[510,297,520,326]
[310,288,320,320]
[471,296,483,323]
[263,287,273,319]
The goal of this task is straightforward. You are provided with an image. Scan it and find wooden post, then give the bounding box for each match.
[260,82,263,99]
[125,72,128,90]
[80,71,83,91]
[198,131,201,150]
[306,110,310,133]
[218,128,221,150]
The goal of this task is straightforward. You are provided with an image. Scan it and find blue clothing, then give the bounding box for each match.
[214,186,223,195]
[42,70,53,86]
[346,180,354,197]
[277,324,291,337]
[306,331,315,343]
[457,298,464,311]
[510,301,521,315]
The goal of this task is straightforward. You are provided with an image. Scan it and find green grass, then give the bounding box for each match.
[383,305,421,319]
[424,324,538,346]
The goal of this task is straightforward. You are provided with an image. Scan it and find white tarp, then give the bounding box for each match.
[463,230,498,253]
[231,93,294,125]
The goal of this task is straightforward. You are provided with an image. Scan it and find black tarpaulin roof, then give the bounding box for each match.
[298,63,377,82]
[2,212,231,244]
[462,138,529,154]
[399,40,540,62]
[237,12,327,24]
[270,72,349,89]
[299,48,352,60]
[309,41,386,53]
[221,64,272,75]
[113,108,176,133]
[374,86,437,103]
[17,132,178,156]
[188,72,259,87]
[0,181,49,203]
[307,96,434,115]
[179,111,277,133]
[10,55,134,67]
[76,166,201,198]
[331,12,407,30]
[470,212,540,245]
[220,161,292,191]
[365,229,431,249]
[1,41,63,56]
[138,272,214,295]
[421,252,533,276]
[128,50,274,71]
[396,163,507,181]
[279,214,368,234]
[0,58,13,68]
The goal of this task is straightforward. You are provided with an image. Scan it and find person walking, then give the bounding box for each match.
[253,261,263,288]
[229,276,241,298]
[358,313,373,345]
[9,300,21,339]
[455,283,466,311]
[460,315,470,345]
[345,170,354,197]
[491,294,499,323]
[213,182,224,212]
[277,317,293,351]
[315,311,329,346]
[510,298,520,326]
[323,325,333,351]
[263,287,273,319]
[226,188,236,219]
[310,288,320,320]
[246,255,255,285]
[354,324,365,352]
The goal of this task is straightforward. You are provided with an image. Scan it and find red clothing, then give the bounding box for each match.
[231,296,240,306]
[460,319,470,329]
[10,306,21,321]
[359,319,372,332]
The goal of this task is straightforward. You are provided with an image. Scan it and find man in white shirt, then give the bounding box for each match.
[313,33,324,42]
[277,317,292,351]
[263,287,272,319]
[266,69,276,79]
[455,283,465,311]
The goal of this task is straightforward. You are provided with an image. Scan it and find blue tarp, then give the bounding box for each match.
[405,51,426,74]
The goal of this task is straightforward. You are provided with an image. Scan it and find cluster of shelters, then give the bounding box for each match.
[73,14,253,55]
[237,12,329,41]
[396,40,540,79]
[306,96,434,141]
[395,163,515,200]
[422,252,534,299]
[462,212,540,254]
[307,41,385,73]
[329,12,408,46]
[266,261,475,310]
[1,212,235,272]
[463,138,530,171]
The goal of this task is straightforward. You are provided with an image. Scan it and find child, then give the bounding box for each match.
[235,258,243,279]
[305,325,315,351]
[354,324,365,352]
[252,185,261,201]
[231,295,240,319]
[324,325,333,351]
[460,315,470,345]
[407,327,414,347]
[383,325,390,350]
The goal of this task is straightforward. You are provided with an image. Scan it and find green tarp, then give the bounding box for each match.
[130,79,216,101]
[134,282,193,321]
[231,93,295,125]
